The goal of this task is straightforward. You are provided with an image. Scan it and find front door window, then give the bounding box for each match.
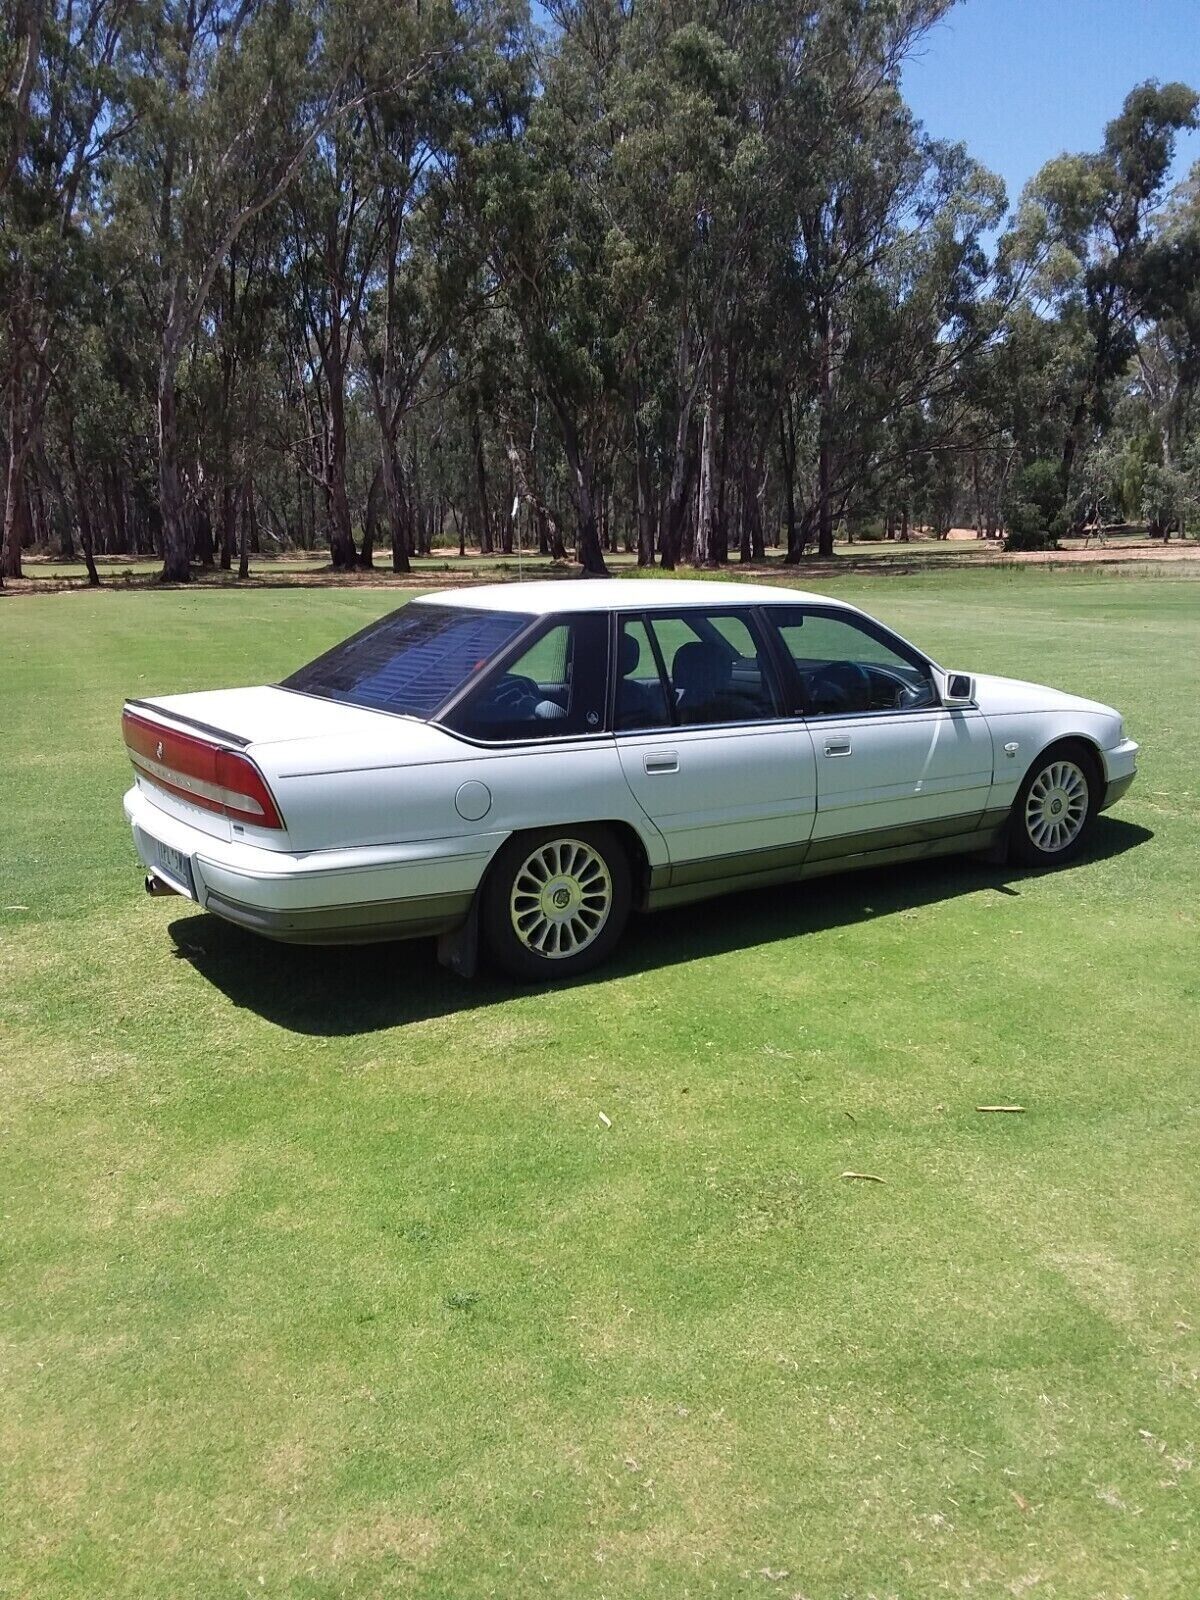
[766,608,938,716]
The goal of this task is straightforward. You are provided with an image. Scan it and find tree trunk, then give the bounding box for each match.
[1,362,30,581]
[2,451,26,581]
[695,361,720,567]
[503,424,567,561]
[193,499,214,566]
[1059,395,1088,507]
[660,406,694,569]
[238,481,251,580]
[472,408,493,555]
[67,438,101,586]
[634,414,656,567]
[380,446,410,573]
[219,481,236,570]
[559,420,607,576]
[361,465,380,569]
[780,397,808,564]
[158,359,191,581]
[816,307,836,559]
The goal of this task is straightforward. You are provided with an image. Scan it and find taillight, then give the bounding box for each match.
[122,710,284,829]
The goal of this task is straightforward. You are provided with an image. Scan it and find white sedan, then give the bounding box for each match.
[122,579,1138,980]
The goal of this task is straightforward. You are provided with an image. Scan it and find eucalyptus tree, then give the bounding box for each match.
[475,0,626,573]
[1019,81,1199,517]
[122,0,459,581]
[286,101,387,570]
[355,0,502,573]
[1,0,136,581]
[1130,166,1200,467]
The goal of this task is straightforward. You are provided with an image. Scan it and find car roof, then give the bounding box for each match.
[415,578,853,616]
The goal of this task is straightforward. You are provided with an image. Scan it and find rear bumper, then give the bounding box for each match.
[125,785,494,944]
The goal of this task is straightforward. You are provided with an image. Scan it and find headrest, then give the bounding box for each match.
[618,630,641,676]
[672,640,730,702]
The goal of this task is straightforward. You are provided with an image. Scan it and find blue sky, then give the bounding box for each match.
[903,0,1200,212]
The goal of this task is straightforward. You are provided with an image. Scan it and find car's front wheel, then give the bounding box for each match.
[1009,745,1097,866]
[481,825,632,981]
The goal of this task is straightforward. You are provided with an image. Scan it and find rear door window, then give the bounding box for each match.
[644,609,780,725]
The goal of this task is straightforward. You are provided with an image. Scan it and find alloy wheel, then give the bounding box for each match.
[509,837,613,959]
[1024,759,1089,852]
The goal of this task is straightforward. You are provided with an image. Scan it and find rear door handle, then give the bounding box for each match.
[823,739,852,757]
[643,750,679,774]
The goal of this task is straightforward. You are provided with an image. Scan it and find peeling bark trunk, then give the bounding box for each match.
[503,425,567,561]
[816,309,835,559]
[694,360,719,567]
[158,359,191,581]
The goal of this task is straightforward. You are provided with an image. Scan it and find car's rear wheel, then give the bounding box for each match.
[1009,745,1097,866]
[481,825,632,981]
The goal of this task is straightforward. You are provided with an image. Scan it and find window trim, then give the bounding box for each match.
[434,610,613,747]
[762,603,941,722]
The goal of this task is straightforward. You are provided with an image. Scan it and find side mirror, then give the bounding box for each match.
[942,671,976,707]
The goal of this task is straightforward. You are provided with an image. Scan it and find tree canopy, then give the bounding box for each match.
[2,0,1198,584]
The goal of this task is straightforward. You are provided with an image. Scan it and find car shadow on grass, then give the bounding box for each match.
[167,815,1152,1037]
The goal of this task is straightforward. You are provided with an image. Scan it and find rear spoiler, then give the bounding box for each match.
[123,698,252,749]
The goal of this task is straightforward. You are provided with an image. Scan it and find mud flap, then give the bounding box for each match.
[437,893,481,979]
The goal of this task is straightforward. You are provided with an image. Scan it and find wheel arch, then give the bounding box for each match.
[1023,733,1105,795]
[475,818,653,905]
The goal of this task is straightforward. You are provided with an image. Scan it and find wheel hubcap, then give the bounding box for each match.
[510,838,612,959]
[1025,760,1089,852]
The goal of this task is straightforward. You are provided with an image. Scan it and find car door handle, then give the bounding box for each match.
[643,750,679,774]
[823,739,852,757]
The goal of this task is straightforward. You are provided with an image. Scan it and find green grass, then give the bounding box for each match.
[1,568,1197,1598]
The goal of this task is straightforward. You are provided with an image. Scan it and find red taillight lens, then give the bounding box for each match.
[122,710,284,829]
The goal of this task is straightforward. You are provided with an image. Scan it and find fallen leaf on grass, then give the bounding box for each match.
[840,1170,885,1183]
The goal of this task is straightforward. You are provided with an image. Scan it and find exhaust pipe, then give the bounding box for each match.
[144,871,180,898]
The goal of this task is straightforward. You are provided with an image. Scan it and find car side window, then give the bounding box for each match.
[445,614,609,742]
[615,618,673,730]
[645,610,779,726]
[766,607,938,717]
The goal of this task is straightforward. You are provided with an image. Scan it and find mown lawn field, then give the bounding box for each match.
[1,568,1197,1598]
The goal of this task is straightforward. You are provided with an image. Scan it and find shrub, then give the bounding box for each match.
[1003,460,1062,550]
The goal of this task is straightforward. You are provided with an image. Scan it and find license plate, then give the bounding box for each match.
[155,841,194,896]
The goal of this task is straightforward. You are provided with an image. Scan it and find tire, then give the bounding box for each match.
[481,825,632,982]
[1009,744,1098,866]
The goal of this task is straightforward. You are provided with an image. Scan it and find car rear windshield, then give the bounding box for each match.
[281,603,529,718]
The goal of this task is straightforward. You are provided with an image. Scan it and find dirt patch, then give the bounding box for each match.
[4,538,1199,596]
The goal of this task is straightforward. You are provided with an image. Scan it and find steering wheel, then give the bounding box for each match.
[808,661,871,716]
[487,673,542,718]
